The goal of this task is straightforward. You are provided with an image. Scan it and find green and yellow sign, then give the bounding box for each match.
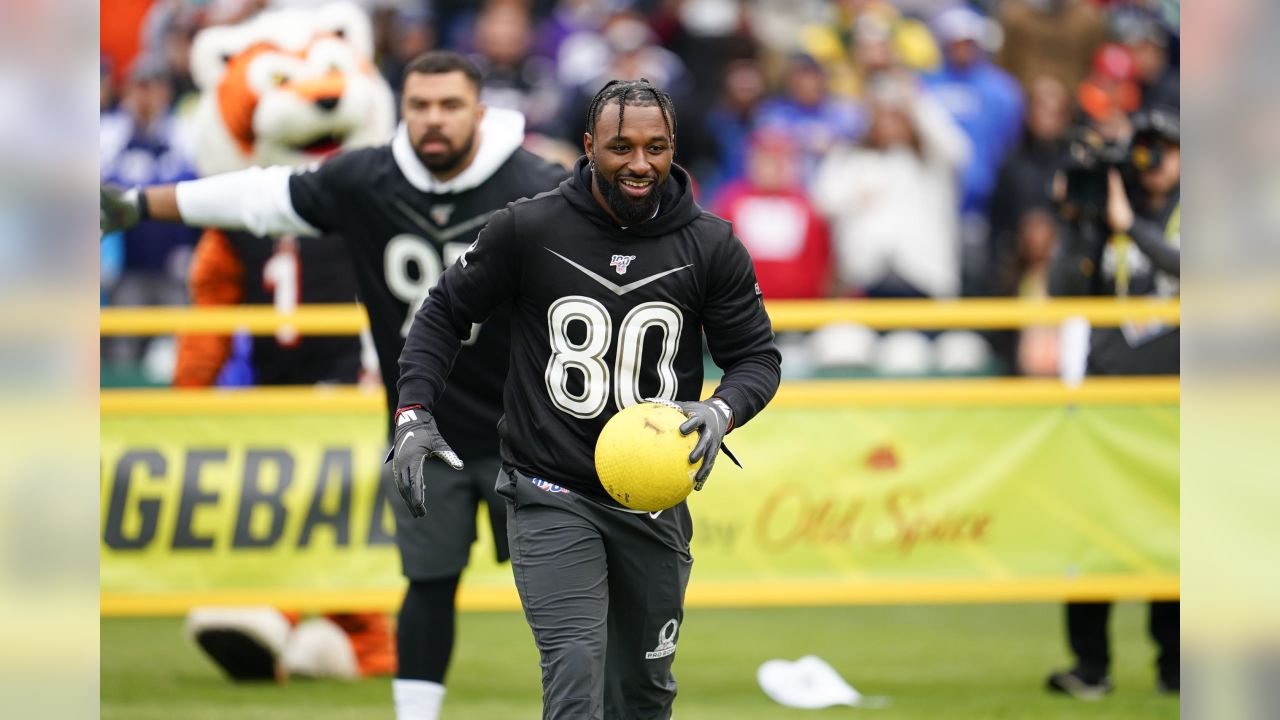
[101,395,1178,614]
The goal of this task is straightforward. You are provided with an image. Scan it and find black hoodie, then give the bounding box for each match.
[398,157,781,502]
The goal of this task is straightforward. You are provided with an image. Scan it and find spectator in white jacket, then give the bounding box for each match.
[812,72,971,298]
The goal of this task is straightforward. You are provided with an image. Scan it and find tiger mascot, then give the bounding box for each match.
[178,2,396,682]
[187,1,394,174]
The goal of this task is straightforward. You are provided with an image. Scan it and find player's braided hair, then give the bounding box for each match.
[585,78,677,144]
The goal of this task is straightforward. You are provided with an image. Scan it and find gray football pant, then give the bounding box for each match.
[495,469,694,720]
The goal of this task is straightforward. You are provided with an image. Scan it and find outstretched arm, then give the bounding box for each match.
[142,185,181,221]
[101,165,328,238]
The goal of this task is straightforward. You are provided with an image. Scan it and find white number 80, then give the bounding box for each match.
[544,296,683,419]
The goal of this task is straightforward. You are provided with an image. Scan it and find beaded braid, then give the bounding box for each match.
[585,78,677,144]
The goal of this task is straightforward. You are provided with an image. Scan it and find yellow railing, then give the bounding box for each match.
[98,299,1181,411]
[765,297,1179,331]
[98,297,1180,335]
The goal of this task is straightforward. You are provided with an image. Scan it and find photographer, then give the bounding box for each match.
[1044,106,1180,698]
[1051,106,1180,370]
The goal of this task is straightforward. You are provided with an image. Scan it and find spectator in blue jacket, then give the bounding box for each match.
[99,56,200,367]
[923,5,1025,293]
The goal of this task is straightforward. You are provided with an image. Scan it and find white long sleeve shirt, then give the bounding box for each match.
[812,95,971,298]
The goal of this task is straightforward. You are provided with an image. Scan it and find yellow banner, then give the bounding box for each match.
[101,402,1178,614]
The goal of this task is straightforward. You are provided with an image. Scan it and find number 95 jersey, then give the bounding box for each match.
[286,123,566,448]
[398,159,781,503]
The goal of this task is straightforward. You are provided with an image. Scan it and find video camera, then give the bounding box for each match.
[1060,107,1180,219]
[1061,127,1129,217]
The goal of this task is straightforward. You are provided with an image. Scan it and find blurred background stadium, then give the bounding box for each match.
[100,0,1179,717]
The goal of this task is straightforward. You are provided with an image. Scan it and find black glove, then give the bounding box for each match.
[668,397,735,491]
[101,185,146,234]
[388,405,463,518]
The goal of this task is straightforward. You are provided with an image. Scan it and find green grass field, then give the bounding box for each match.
[103,603,1178,719]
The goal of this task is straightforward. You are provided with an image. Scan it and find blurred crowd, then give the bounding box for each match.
[100,0,1180,382]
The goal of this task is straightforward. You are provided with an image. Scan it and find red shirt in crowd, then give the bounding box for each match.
[713,181,832,299]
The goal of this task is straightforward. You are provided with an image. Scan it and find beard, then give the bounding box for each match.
[413,128,477,175]
[593,164,665,226]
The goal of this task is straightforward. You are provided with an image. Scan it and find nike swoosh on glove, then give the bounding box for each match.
[388,405,463,518]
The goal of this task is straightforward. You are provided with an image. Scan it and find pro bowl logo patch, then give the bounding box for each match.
[531,478,570,493]
[645,619,678,660]
[609,254,636,275]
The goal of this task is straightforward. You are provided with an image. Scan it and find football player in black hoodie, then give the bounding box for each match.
[394,79,781,719]
[101,51,567,719]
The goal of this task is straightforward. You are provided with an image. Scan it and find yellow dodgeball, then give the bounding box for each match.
[595,401,701,512]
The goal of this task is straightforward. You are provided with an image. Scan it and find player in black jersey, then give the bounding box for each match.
[394,79,781,719]
[101,51,567,719]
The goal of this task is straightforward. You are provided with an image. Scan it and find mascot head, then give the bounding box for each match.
[191,2,395,175]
